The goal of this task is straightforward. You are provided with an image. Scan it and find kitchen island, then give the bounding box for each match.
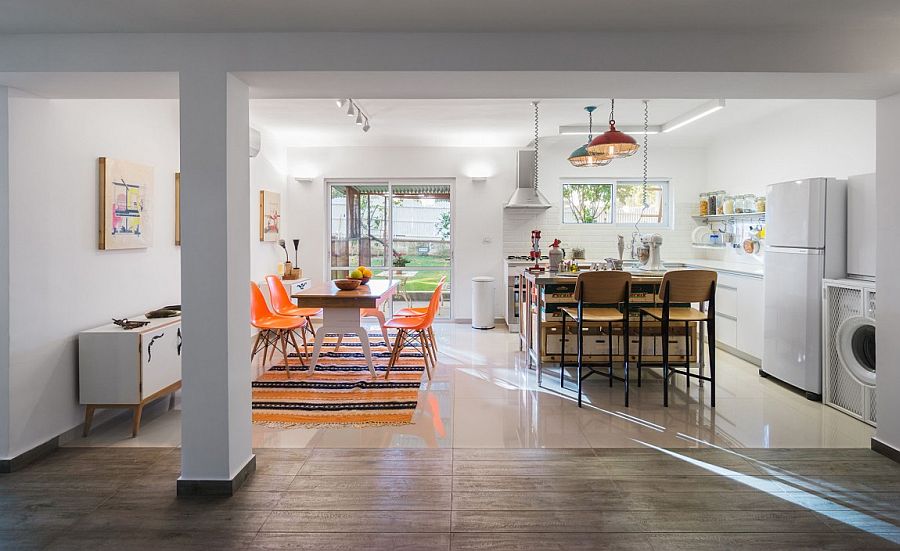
[519,269,701,375]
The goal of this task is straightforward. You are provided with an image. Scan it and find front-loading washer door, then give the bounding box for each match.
[836,316,876,386]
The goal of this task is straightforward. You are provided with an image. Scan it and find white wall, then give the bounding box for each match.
[250,130,289,284]
[707,100,875,196]
[875,93,900,453]
[285,146,515,319]
[702,100,875,265]
[6,98,181,458]
[503,137,707,262]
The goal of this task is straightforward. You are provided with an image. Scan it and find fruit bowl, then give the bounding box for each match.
[333,278,362,291]
[358,276,371,285]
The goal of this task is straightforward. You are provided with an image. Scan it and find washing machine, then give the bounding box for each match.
[823,278,876,425]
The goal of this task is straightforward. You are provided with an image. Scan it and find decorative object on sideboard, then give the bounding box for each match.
[99,157,154,250]
[146,308,180,319]
[617,235,625,261]
[174,172,181,246]
[112,318,150,330]
[259,190,281,242]
[278,239,298,280]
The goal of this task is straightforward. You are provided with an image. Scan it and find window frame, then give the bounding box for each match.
[561,178,672,229]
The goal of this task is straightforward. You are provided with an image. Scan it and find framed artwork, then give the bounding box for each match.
[259,190,281,242]
[174,172,181,246]
[99,157,154,250]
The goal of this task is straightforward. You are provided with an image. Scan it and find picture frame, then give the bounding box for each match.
[259,190,281,242]
[99,157,154,250]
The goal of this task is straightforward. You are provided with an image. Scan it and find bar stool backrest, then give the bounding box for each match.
[573,271,632,305]
[657,270,717,304]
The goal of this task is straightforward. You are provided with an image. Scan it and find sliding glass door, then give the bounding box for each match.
[329,180,452,318]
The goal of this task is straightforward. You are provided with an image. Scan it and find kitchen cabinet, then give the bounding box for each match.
[710,271,764,364]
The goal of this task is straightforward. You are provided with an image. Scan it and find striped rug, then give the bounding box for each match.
[252,332,425,428]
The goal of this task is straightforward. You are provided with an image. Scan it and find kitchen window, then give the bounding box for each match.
[562,179,670,227]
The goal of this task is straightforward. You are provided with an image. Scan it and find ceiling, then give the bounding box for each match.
[250,98,804,148]
[2,1,899,33]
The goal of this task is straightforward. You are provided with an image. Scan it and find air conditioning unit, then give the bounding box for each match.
[249,127,261,158]
[823,279,876,426]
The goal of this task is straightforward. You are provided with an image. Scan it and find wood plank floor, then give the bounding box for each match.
[1,447,899,550]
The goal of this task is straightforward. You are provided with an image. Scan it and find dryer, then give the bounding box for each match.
[823,279,876,425]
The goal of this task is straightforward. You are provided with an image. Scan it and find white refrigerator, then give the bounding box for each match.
[762,178,846,400]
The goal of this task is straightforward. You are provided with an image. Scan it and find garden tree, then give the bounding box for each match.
[563,183,611,223]
[435,211,451,240]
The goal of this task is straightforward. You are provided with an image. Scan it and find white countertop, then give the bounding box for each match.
[669,258,764,278]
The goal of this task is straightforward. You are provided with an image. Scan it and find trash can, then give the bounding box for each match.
[471,276,496,330]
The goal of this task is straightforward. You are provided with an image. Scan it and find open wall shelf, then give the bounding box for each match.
[692,212,766,223]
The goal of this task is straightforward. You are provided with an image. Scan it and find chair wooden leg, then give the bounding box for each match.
[288,330,305,367]
[559,311,567,388]
[131,403,143,438]
[637,312,644,387]
[608,322,614,388]
[708,315,717,408]
[301,327,309,357]
[663,318,670,407]
[387,329,405,378]
[577,318,584,408]
[334,334,344,352]
[280,330,291,379]
[420,331,433,380]
[428,326,438,359]
[261,330,272,365]
[425,327,438,366]
[82,405,96,437]
[251,331,263,361]
[306,317,316,338]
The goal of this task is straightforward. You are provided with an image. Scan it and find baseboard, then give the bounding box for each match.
[0,436,59,473]
[872,437,900,464]
[453,317,507,327]
[706,339,762,367]
[177,454,256,497]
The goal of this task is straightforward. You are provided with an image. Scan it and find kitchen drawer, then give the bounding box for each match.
[715,284,738,318]
[714,313,737,348]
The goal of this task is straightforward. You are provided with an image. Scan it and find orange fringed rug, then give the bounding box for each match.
[252,332,425,428]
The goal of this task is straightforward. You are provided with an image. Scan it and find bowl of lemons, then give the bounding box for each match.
[349,265,373,285]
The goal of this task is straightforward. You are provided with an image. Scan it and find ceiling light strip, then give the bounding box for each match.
[660,98,726,133]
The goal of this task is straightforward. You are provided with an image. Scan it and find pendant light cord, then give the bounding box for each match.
[532,101,540,193]
[642,99,649,208]
[609,98,616,126]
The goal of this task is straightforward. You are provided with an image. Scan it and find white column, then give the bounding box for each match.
[0,87,9,461]
[178,72,253,494]
[875,92,900,455]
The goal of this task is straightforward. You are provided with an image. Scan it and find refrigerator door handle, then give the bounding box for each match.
[767,246,825,255]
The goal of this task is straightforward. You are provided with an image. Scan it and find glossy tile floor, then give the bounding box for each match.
[3,447,900,550]
[67,323,875,450]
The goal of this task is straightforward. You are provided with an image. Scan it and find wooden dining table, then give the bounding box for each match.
[292,279,399,376]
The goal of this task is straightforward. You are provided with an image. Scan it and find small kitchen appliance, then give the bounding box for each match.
[637,234,664,272]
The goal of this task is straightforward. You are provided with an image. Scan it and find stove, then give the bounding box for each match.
[506,255,549,261]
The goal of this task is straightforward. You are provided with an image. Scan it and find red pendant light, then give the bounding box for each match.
[587,99,639,160]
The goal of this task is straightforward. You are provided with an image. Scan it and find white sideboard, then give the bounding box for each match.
[79,315,182,437]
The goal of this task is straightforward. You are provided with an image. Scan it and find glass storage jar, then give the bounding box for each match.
[744,194,757,213]
[699,192,709,216]
[723,195,735,215]
[755,195,766,213]
[707,192,717,217]
[715,190,726,215]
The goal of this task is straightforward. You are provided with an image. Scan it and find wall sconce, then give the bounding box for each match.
[293,177,313,184]
[471,177,488,185]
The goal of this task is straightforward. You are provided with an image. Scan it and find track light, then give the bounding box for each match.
[346,102,355,117]
[336,99,347,109]
[337,98,371,133]
[355,111,364,125]
[362,120,371,132]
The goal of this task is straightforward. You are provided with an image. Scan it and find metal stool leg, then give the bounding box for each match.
[637,311,643,387]
[559,311,567,388]
[663,316,670,407]
[577,316,584,408]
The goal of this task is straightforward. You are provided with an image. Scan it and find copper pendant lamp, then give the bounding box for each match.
[568,106,612,167]
[587,98,639,160]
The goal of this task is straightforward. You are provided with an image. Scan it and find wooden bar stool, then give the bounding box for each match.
[638,270,717,407]
[556,271,632,408]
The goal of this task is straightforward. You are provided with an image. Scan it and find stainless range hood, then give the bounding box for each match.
[505,150,551,209]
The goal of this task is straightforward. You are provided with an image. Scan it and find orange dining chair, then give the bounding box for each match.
[384,281,444,380]
[265,275,320,342]
[250,282,306,377]
[393,275,446,355]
